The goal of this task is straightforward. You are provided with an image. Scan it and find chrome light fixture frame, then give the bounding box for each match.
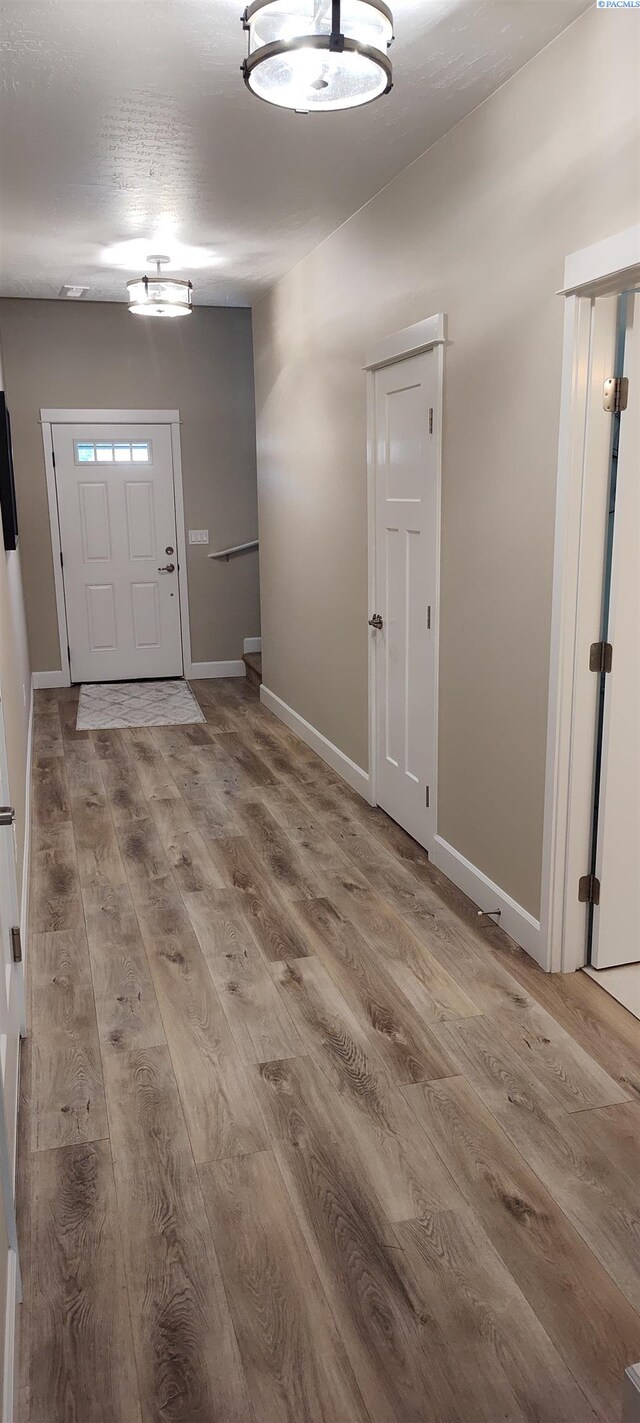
[126,255,194,318]
[241,0,394,110]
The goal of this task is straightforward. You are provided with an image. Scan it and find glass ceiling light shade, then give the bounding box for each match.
[126,255,193,318]
[241,0,394,113]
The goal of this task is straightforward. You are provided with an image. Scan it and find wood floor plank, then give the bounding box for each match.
[293,895,458,1085]
[403,1071,640,1422]
[271,955,458,1224]
[23,675,640,1421]
[134,878,267,1161]
[32,753,70,827]
[32,707,64,758]
[234,797,323,900]
[211,835,313,960]
[31,1141,141,1423]
[330,873,480,1022]
[124,728,182,800]
[396,1210,594,1423]
[99,754,150,824]
[67,759,128,890]
[184,890,304,1063]
[30,928,108,1151]
[30,821,83,933]
[116,815,173,892]
[430,1014,640,1315]
[214,729,279,788]
[199,1150,370,1423]
[148,796,226,892]
[251,1054,464,1423]
[83,885,166,1051]
[405,911,629,1112]
[490,959,640,1104]
[104,1045,254,1423]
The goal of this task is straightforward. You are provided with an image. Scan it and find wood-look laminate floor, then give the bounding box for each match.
[17,679,640,1423]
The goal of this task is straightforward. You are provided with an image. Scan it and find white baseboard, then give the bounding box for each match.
[32,669,67,689]
[624,1364,640,1423]
[243,637,262,655]
[430,833,543,965]
[260,684,369,799]
[2,1249,18,1423]
[188,661,246,680]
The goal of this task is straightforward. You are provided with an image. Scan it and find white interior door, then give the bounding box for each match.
[0,700,24,1336]
[372,349,439,849]
[53,423,183,682]
[591,295,640,969]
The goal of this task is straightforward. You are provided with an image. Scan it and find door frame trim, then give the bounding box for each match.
[540,226,640,973]
[40,408,191,685]
[365,315,446,821]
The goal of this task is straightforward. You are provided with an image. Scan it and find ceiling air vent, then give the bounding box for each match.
[59,284,88,299]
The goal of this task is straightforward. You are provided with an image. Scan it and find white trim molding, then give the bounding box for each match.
[188,660,246,680]
[431,835,543,965]
[541,228,640,974]
[364,313,446,372]
[561,225,640,296]
[40,408,190,685]
[261,685,369,799]
[32,670,67,690]
[243,637,262,655]
[40,407,180,424]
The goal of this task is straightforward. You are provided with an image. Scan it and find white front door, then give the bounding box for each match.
[372,349,439,849]
[53,423,183,682]
[591,296,640,969]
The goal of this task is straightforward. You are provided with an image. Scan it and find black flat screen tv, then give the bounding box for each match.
[0,393,18,550]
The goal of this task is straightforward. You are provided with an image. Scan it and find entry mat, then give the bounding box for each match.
[76,679,205,730]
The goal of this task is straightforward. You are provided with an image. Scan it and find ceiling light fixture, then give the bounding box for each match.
[241,0,394,113]
[126,254,193,318]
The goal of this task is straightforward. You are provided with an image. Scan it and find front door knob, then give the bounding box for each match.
[368,614,383,630]
[158,563,175,573]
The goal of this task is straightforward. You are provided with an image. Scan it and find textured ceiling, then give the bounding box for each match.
[0,0,589,307]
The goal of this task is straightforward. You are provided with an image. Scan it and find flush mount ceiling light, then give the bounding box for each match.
[241,0,394,113]
[126,254,193,318]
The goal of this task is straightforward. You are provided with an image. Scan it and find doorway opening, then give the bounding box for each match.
[542,226,640,1016]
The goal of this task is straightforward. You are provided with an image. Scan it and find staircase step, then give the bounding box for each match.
[243,651,262,689]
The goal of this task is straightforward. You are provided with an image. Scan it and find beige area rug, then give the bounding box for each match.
[76,679,205,730]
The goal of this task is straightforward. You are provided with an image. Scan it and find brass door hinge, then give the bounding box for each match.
[578,874,600,906]
[589,641,613,673]
[603,376,629,414]
[10,926,22,963]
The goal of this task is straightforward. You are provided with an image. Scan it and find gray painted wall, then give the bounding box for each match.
[252,7,640,918]
[0,300,260,672]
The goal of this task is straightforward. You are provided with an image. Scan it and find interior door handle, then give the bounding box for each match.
[369,614,383,630]
[0,806,15,827]
[158,563,175,573]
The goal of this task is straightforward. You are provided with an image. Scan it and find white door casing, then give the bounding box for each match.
[53,423,183,682]
[591,294,640,969]
[370,346,440,849]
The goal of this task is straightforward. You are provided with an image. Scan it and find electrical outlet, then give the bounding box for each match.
[189,530,209,545]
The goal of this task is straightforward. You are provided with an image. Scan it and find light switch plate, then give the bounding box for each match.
[189,530,209,545]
